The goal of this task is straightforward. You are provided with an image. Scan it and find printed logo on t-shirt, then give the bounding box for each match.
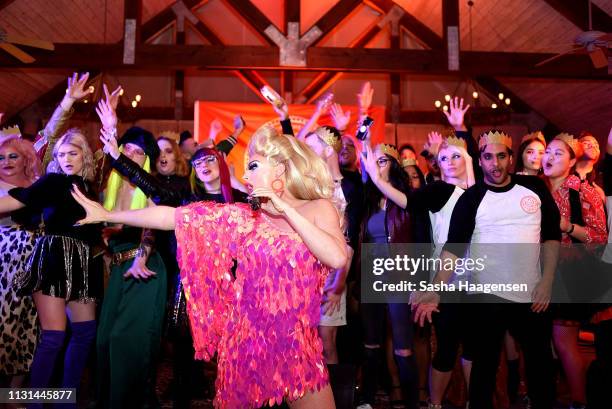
[520,195,540,214]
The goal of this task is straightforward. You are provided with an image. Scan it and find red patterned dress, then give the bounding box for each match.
[175,201,330,408]
[551,175,607,245]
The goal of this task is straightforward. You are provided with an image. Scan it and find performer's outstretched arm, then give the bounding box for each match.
[71,186,176,230]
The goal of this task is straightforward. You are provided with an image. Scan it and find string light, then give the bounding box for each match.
[444,94,451,102]
[472,91,479,99]
[83,99,88,104]
[119,89,124,96]
[88,86,94,93]
[434,100,442,108]
[442,105,449,112]
[498,92,504,100]
[131,100,138,108]
[505,98,511,105]
[491,103,498,109]
[135,94,142,102]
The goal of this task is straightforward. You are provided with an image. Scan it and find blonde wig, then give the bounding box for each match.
[248,127,336,199]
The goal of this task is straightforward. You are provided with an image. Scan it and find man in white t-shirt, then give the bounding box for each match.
[413,130,561,409]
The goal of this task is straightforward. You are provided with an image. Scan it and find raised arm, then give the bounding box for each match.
[71,187,176,230]
[36,72,92,167]
[250,188,347,270]
[295,93,333,141]
[361,145,408,209]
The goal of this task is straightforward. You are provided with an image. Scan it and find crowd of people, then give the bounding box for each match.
[0,73,610,409]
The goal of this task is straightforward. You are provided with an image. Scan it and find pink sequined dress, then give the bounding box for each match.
[175,201,330,408]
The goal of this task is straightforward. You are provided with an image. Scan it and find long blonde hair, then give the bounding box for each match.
[248,126,335,201]
[49,129,95,181]
[437,142,475,188]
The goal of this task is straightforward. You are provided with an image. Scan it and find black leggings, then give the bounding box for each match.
[361,302,418,408]
[362,302,413,349]
[431,303,474,372]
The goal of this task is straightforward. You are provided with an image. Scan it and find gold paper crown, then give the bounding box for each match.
[0,125,21,140]
[553,132,580,156]
[158,130,180,142]
[521,131,546,145]
[478,130,513,150]
[376,143,399,161]
[442,135,467,150]
[315,127,342,152]
[401,158,417,167]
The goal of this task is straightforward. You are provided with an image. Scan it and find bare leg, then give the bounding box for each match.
[318,325,339,364]
[553,323,586,405]
[461,358,472,392]
[429,368,452,405]
[288,384,336,409]
[66,300,96,322]
[33,291,67,330]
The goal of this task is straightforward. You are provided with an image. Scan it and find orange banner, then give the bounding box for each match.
[195,101,386,180]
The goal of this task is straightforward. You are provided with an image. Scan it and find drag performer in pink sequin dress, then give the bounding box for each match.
[71,126,348,408]
[176,201,329,407]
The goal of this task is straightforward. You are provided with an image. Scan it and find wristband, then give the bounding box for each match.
[566,223,575,234]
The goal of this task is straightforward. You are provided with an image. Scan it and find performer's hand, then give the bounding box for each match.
[444,97,469,132]
[413,302,439,327]
[411,291,440,326]
[125,256,156,280]
[531,278,552,313]
[560,216,572,234]
[71,185,110,225]
[66,72,91,102]
[209,119,223,140]
[330,103,351,132]
[322,283,343,315]
[251,187,291,215]
[99,128,120,159]
[424,131,443,157]
[103,83,122,111]
[361,145,381,183]
[357,81,374,116]
[96,96,118,132]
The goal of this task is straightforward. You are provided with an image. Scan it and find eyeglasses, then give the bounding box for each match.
[376,158,390,167]
[193,155,218,168]
[123,145,145,157]
[0,153,20,162]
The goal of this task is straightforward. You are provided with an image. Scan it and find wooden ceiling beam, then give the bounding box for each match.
[542,0,612,32]
[1,44,610,79]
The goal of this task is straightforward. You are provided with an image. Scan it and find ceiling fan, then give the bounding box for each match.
[0,27,55,63]
[535,0,610,69]
[535,31,611,69]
